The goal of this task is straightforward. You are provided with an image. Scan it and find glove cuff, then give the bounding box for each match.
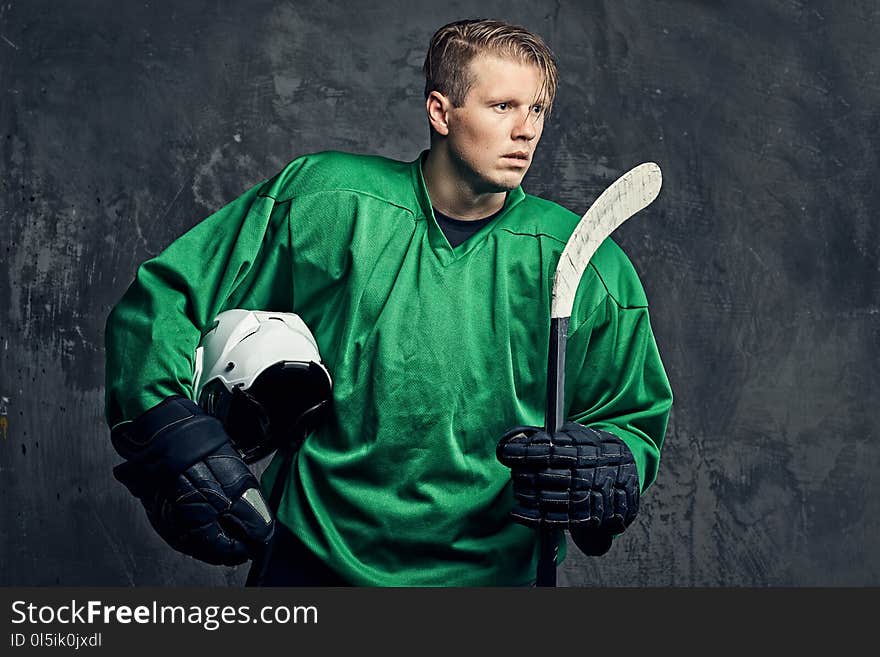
[569,526,615,556]
[111,396,231,490]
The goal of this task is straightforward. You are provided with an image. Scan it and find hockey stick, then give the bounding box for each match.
[244,440,298,587]
[536,162,662,587]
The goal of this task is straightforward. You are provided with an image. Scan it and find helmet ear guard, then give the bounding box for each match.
[194,310,333,464]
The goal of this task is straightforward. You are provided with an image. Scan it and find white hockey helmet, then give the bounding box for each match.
[193,309,333,463]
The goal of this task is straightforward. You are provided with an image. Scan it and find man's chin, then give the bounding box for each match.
[479,173,527,193]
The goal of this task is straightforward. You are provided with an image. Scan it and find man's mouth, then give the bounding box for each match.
[502,151,530,165]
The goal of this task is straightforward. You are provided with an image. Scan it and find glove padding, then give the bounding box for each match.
[112,396,274,566]
[496,422,640,542]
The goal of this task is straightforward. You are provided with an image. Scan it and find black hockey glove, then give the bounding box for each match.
[496,421,640,556]
[111,396,274,566]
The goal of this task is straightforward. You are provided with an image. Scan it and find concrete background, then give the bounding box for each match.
[1,0,877,586]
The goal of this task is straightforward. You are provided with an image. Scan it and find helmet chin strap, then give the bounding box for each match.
[199,383,272,462]
[200,362,333,464]
[227,387,274,459]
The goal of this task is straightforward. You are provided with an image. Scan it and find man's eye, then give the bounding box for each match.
[532,105,543,115]
[496,103,509,111]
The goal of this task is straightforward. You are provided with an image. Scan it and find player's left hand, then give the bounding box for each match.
[495,422,640,553]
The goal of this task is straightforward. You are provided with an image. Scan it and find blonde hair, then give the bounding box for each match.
[423,18,559,116]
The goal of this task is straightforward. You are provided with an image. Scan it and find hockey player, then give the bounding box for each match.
[104,18,673,586]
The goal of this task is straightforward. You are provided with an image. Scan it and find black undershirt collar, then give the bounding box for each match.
[433,207,503,248]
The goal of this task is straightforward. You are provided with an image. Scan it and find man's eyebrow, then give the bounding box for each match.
[485,97,534,105]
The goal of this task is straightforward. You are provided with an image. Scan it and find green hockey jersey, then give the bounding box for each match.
[105,151,673,585]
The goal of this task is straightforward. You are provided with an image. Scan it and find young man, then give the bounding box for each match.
[105,19,672,586]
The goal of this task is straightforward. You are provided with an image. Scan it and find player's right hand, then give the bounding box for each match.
[111,396,274,566]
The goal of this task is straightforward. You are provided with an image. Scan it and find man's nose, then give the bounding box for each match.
[512,110,538,140]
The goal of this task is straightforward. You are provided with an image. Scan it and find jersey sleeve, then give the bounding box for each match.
[565,296,673,492]
[104,181,293,429]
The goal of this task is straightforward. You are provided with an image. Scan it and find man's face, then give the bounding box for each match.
[444,54,547,193]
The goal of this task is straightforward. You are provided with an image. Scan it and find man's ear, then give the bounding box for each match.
[426,91,451,137]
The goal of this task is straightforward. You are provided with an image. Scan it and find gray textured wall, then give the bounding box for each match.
[1,0,877,586]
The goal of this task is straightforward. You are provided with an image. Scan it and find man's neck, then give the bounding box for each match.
[422,145,507,220]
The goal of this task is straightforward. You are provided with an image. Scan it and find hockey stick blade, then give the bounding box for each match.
[551,162,662,319]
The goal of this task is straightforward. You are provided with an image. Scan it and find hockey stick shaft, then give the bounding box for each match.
[245,443,298,587]
[536,316,569,587]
